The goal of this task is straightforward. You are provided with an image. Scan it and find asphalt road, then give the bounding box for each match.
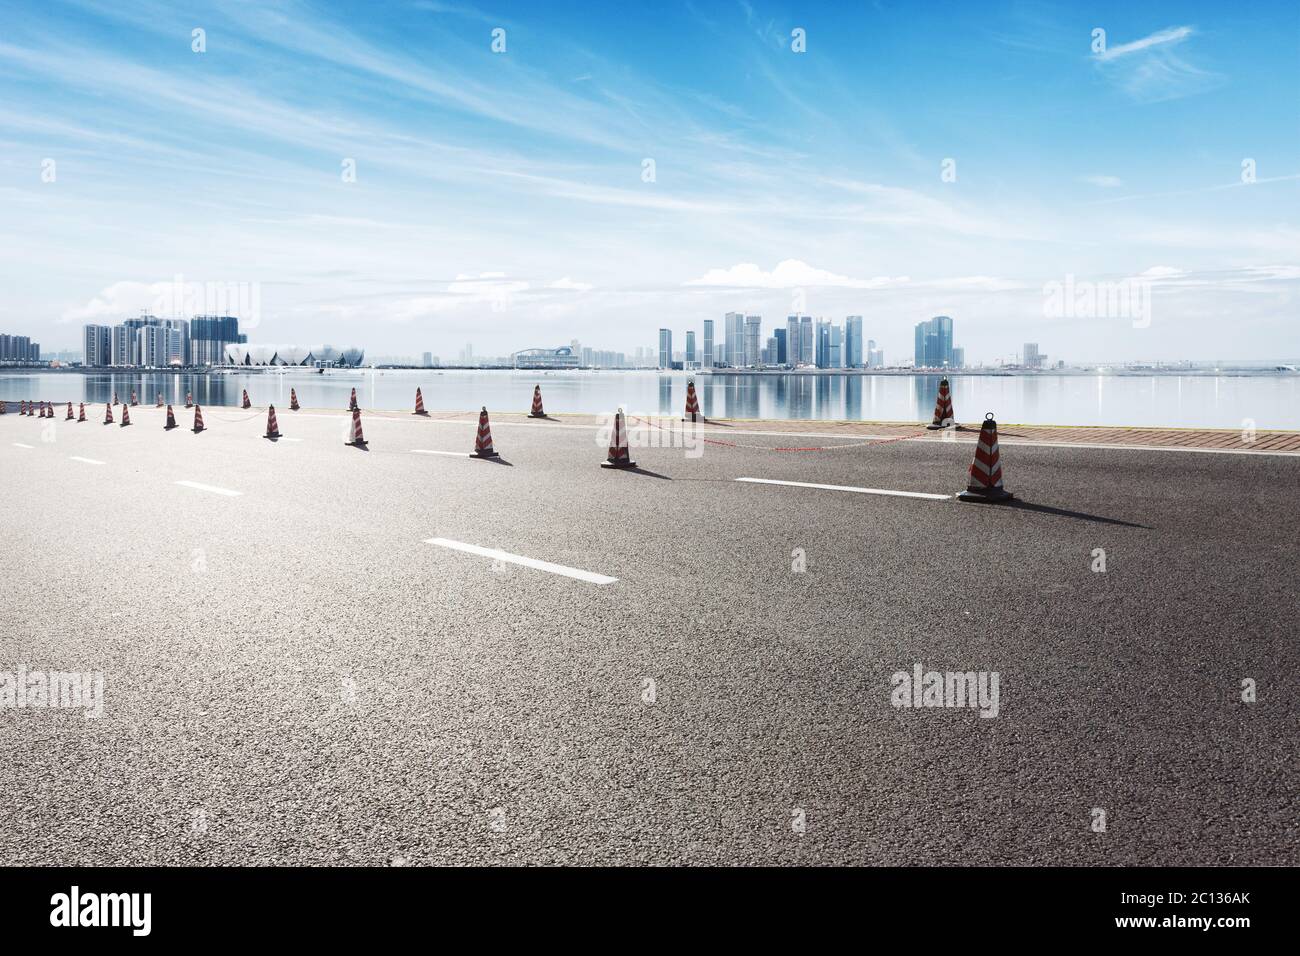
[1,404,1297,865]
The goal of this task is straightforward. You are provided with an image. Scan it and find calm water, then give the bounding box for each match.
[2,369,1298,429]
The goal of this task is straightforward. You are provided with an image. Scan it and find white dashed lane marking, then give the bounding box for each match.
[175,480,242,497]
[425,538,618,585]
[735,477,951,500]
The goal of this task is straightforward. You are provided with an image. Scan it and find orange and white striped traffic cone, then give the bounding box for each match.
[185,392,193,408]
[344,407,366,447]
[103,402,114,425]
[290,388,300,411]
[78,403,86,422]
[156,392,163,408]
[471,407,498,458]
[130,390,138,407]
[120,403,132,427]
[164,404,178,430]
[40,402,48,418]
[958,413,1013,503]
[682,379,703,423]
[264,404,281,440]
[66,402,73,420]
[242,389,251,409]
[926,377,955,429]
[528,385,545,418]
[192,405,206,433]
[348,387,358,411]
[413,387,428,416]
[601,408,637,469]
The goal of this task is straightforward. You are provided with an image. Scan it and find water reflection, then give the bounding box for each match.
[0,369,1294,428]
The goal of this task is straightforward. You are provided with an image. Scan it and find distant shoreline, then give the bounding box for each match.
[3,366,1297,378]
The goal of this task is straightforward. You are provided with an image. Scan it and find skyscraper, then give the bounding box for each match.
[685,330,696,365]
[744,315,761,367]
[800,315,813,365]
[845,316,863,368]
[815,319,830,368]
[702,319,714,369]
[724,312,745,367]
[773,327,787,365]
[658,328,672,368]
[1023,343,1041,368]
[786,316,800,366]
[914,316,954,368]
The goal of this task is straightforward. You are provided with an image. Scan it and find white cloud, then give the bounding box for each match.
[1082,175,1123,188]
[685,259,909,290]
[1096,26,1193,62]
[549,277,593,292]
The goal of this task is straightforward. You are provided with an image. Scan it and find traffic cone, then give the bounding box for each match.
[290,388,300,411]
[18,400,26,416]
[601,408,637,469]
[264,404,281,440]
[528,385,545,418]
[185,392,193,408]
[164,405,178,430]
[28,401,36,417]
[65,402,73,420]
[156,392,163,408]
[958,413,1013,503]
[120,403,132,427]
[348,387,358,411]
[78,403,86,422]
[682,379,703,423]
[0,400,6,415]
[242,389,251,409]
[192,405,205,433]
[130,390,138,406]
[103,402,113,425]
[344,407,366,447]
[40,402,48,418]
[926,378,955,429]
[112,391,118,406]
[470,407,498,458]
[413,387,428,416]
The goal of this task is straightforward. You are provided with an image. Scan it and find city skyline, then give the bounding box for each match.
[1,1,1297,364]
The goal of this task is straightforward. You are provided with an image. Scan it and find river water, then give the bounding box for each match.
[2,369,1297,429]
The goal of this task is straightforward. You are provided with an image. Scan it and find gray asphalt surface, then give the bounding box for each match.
[2,404,1297,865]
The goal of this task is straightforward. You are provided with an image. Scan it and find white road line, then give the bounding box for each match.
[411,448,471,458]
[69,456,105,465]
[736,477,951,500]
[425,537,618,585]
[11,442,34,449]
[175,480,242,497]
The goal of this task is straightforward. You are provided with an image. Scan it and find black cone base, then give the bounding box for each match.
[957,487,1014,503]
[601,458,638,469]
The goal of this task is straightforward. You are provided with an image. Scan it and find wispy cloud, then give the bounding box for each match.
[1092,25,1223,102]
[1095,25,1192,62]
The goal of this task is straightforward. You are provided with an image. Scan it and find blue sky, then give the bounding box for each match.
[1,0,1296,362]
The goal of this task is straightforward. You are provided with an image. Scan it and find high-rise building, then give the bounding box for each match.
[845,316,863,368]
[743,315,761,367]
[785,316,800,366]
[869,346,884,367]
[799,316,814,365]
[191,315,243,366]
[658,328,672,368]
[702,319,714,369]
[724,312,745,367]
[773,328,788,365]
[914,316,954,368]
[83,325,111,367]
[815,319,830,368]
[1023,343,1042,368]
[952,347,965,369]
[685,330,696,365]
[829,324,843,368]
[422,352,433,367]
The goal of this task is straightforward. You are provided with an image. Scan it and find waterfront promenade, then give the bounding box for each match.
[2,403,1297,865]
